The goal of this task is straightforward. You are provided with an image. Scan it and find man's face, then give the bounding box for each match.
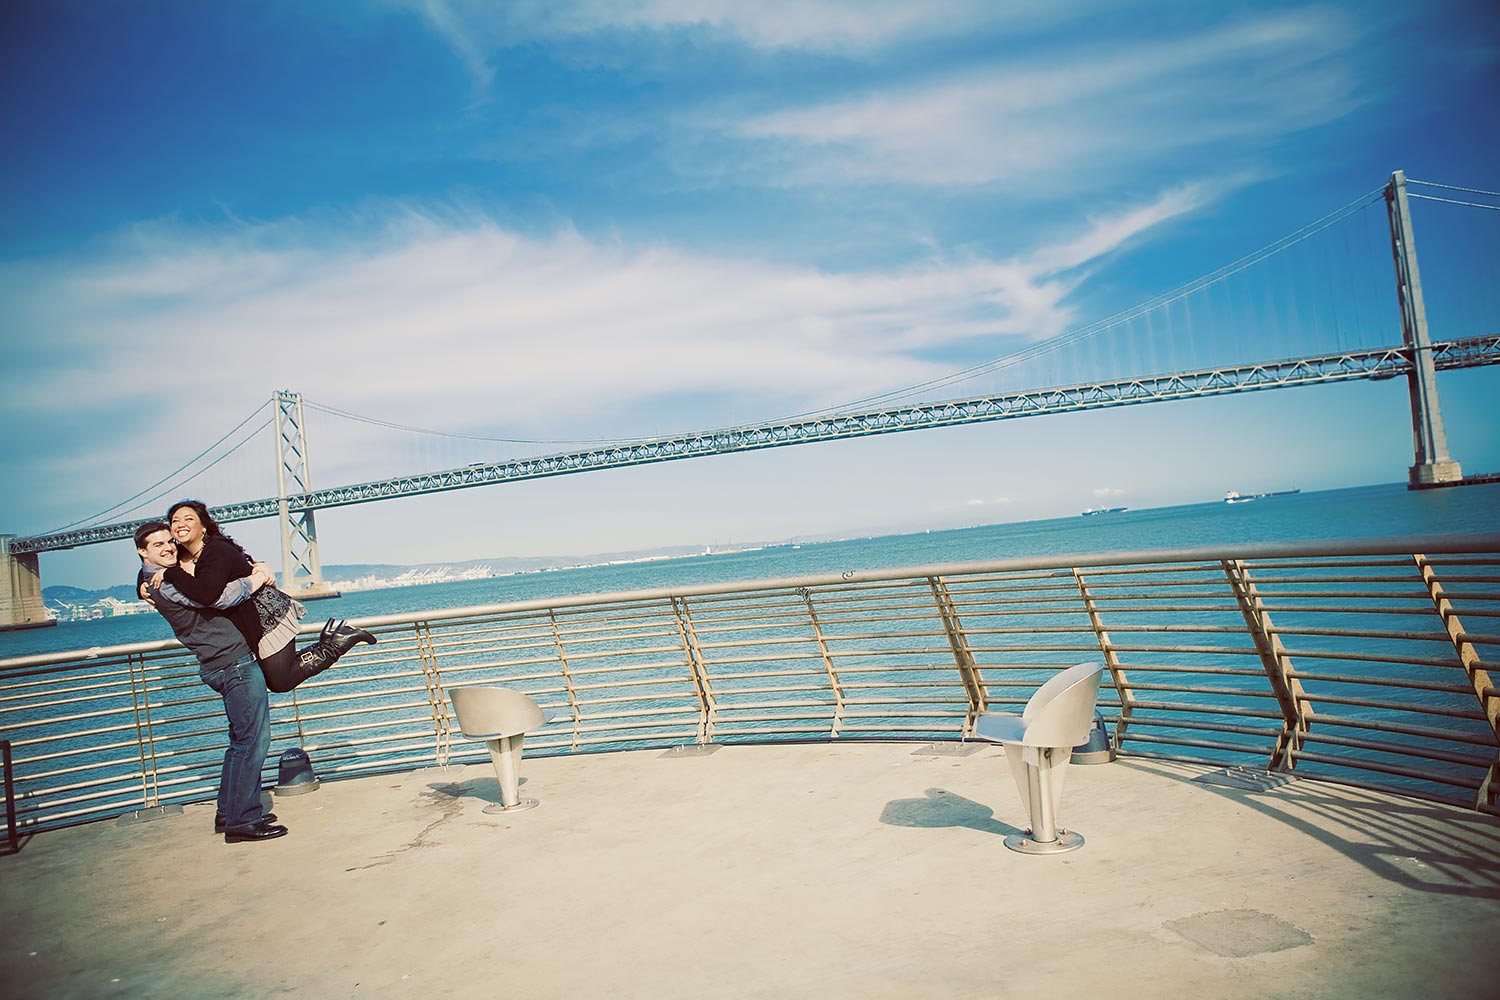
[137,530,179,569]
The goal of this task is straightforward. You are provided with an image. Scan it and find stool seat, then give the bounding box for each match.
[449,686,549,814]
[450,686,546,740]
[972,662,1104,855]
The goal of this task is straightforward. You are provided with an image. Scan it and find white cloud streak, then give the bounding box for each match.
[401,0,1024,56]
[732,10,1362,188]
[398,3,1364,203]
[414,0,497,95]
[7,184,1202,442]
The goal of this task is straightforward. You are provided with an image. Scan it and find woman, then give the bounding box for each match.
[150,499,375,693]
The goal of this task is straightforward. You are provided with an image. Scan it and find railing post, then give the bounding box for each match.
[670,597,717,745]
[1075,570,1135,747]
[2,739,16,852]
[799,588,847,739]
[413,622,451,765]
[282,685,309,748]
[1415,555,1499,812]
[928,577,985,737]
[1223,559,1311,771]
[125,652,161,809]
[548,611,584,751]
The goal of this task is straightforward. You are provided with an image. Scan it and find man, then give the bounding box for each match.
[135,521,288,843]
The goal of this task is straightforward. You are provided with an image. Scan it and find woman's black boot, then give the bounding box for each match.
[324,620,377,657]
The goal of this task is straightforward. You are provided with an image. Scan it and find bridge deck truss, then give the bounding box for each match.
[13,334,1499,554]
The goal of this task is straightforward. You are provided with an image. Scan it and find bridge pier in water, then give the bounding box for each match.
[1386,170,1464,488]
[0,535,52,632]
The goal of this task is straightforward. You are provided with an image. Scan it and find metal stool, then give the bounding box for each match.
[973,662,1104,855]
[449,686,548,813]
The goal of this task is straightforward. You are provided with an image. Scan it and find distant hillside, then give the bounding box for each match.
[43,584,142,606]
[323,543,722,580]
[316,563,412,579]
[45,542,744,604]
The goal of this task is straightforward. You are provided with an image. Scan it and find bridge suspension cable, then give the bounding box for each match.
[1405,178,1500,212]
[1407,194,1500,211]
[301,399,664,447]
[301,182,1399,453]
[40,402,274,536]
[1407,179,1500,197]
[764,183,1391,420]
[316,181,1397,453]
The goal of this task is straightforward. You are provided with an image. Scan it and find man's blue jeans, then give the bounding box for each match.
[200,653,271,830]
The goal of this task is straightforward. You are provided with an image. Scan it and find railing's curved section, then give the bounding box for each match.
[2,535,1497,833]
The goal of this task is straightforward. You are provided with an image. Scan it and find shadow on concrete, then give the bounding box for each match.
[878,787,1020,837]
[426,776,528,809]
[1122,758,1500,899]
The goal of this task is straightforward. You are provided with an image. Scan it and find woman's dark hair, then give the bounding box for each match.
[166,499,255,562]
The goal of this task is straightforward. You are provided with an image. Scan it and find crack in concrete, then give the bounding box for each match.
[344,786,466,872]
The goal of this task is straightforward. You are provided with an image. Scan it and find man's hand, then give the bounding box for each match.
[249,563,275,592]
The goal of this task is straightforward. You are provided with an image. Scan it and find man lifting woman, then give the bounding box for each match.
[140,499,376,693]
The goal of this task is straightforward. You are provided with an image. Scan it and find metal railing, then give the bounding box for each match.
[2,535,1496,833]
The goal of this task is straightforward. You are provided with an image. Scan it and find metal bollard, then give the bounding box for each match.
[273,747,320,795]
[1072,711,1116,765]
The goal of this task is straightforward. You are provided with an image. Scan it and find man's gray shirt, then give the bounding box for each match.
[138,565,254,673]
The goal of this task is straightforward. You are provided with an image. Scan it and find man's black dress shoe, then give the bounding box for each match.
[224,820,289,844]
[215,812,276,834]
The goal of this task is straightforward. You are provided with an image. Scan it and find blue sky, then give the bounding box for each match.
[2,0,1497,590]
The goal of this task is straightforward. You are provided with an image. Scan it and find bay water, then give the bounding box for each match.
[4,480,1495,662]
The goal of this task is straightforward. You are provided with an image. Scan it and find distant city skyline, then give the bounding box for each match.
[3,1,1497,590]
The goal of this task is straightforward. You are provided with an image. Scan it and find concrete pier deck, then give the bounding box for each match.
[3,743,1498,999]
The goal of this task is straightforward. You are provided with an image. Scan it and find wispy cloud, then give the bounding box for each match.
[397,2,1365,219]
[410,0,498,97]
[732,10,1362,189]
[8,185,1202,441]
[398,0,1026,58]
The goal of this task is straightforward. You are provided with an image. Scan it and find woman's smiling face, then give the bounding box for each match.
[168,506,206,551]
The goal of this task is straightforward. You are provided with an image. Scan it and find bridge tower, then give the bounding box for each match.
[1385,170,1463,487]
[274,390,339,599]
[0,535,50,631]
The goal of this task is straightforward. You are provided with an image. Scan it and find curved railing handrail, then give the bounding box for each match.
[10,532,1495,672]
[349,532,1500,629]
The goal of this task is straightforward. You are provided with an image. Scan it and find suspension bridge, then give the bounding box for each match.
[3,171,1498,628]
